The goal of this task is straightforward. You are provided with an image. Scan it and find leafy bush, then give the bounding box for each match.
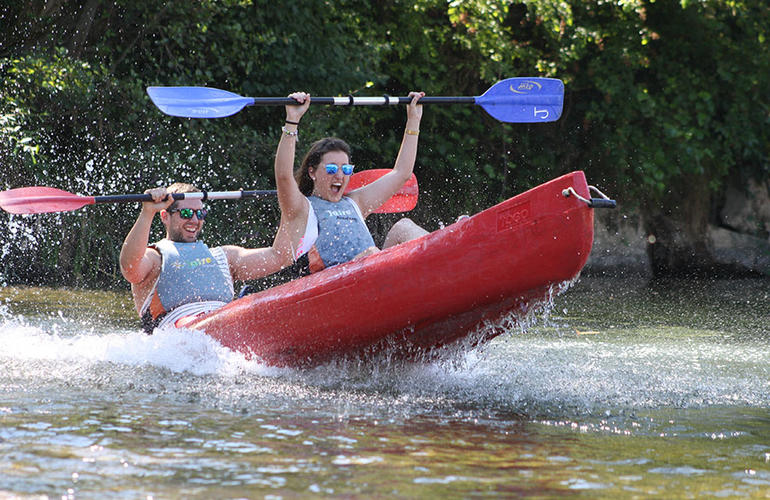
[1,0,767,285]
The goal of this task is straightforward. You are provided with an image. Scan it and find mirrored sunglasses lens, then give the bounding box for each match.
[174,208,207,220]
[341,164,354,175]
[325,164,338,174]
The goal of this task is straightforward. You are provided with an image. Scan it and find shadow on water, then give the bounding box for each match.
[0,285,136,331]
[550,275,769,338]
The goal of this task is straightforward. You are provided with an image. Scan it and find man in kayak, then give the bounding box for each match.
[273,91,429,275]
[119,183,293,332]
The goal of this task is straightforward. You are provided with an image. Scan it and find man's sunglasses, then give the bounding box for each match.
[324,163,354,176]
[167,208,208,220]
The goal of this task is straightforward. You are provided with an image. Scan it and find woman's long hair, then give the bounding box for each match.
[295,137,351,196]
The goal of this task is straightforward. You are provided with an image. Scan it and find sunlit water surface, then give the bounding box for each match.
[1,277,769,498]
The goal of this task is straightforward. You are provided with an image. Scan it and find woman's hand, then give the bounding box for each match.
[286,92,311,124]
[406,91,424,125]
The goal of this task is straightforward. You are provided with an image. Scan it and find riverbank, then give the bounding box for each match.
[586,205,770,277]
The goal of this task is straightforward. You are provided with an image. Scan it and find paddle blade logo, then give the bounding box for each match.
[476,77,564,123]
[509,80,542,94]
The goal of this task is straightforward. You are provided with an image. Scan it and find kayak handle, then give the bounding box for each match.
[562,186,617,209]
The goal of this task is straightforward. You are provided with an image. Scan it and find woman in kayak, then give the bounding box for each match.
[273,91,428,275]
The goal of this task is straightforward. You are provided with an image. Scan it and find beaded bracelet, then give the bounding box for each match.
[405,129,419,136]
[281,126,299,137]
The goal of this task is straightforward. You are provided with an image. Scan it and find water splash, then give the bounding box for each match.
[2,279,769,424]
[0,316,274,378]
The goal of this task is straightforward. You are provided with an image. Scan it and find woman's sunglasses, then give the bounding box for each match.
[324,163,354,176]
[167,208,208,220]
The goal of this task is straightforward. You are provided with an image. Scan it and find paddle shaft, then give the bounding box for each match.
[1,170,417,214]
[247,96,560,107]
[93,190,276,204]
[249,96,477,106]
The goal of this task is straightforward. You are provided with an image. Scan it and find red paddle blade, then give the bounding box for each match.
[374,174,418,213]
[0,187,95,214]
[345,169,418,213]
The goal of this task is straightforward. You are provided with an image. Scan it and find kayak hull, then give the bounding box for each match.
[187,171,595,367]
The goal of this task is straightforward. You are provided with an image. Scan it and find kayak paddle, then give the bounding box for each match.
[0,170,417,215]
[146,77,564,123]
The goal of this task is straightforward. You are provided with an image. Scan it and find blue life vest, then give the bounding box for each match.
[308,196,375,268]
[140,239,233,332]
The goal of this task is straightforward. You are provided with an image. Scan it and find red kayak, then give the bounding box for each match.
[187,171,610,367]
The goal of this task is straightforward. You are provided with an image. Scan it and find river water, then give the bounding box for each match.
[1,276,769,498]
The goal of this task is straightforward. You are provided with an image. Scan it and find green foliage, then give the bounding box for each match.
[436,0,769,204]
[550,0,769,202]
[1,0,768,286]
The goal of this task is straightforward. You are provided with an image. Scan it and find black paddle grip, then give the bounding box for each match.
[590,198,617,209]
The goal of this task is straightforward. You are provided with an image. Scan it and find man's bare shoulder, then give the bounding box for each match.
[128,247,162,285]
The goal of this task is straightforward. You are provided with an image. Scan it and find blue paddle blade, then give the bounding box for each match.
[146,86,255,118]
[475,77,564,123]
